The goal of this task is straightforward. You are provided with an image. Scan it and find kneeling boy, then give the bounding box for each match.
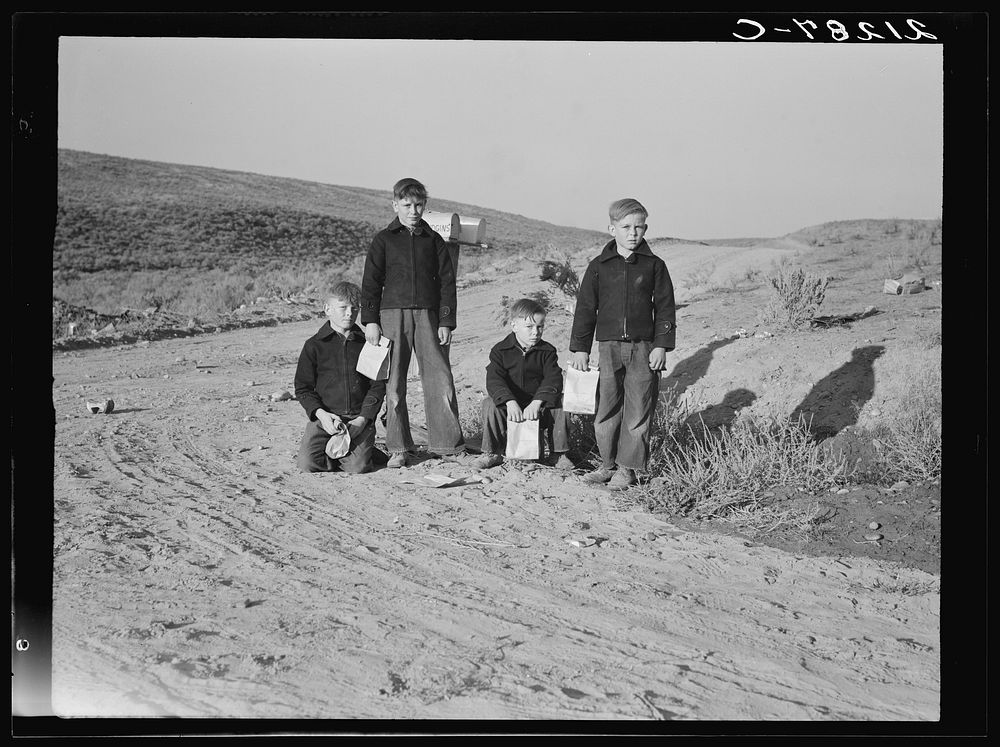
[475,298,575,470]
[294,281,386,473]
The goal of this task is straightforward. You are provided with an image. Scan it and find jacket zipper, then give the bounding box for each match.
[622,257,629,339]
[342,334,353,416]
[410,229,416,305]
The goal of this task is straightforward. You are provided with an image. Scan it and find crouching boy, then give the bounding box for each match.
[474,298,576,470]
[294,281,386,473]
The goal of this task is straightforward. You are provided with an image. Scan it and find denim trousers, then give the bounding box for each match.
[479,396,570,456]
[381,308,465,455]
[594,340,660,470]
[296,418,376,473]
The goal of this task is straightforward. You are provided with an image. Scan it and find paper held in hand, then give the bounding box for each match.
[356,336,392,380]
[562,367,600,414]
[506,417,541,460]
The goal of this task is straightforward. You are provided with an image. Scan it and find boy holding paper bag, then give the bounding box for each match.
[569,198,676,490]
[474,298,577,470]
[294,281,387,473]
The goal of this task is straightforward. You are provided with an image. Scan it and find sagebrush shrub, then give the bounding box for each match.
[539,257,580,299]
[762,266,829,329]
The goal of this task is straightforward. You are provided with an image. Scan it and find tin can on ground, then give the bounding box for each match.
[86,399,115,414]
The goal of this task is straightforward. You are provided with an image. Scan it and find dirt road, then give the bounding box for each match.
[48,243,940,720]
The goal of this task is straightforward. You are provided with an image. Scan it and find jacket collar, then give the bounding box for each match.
[598,238,654,262]
[498,331,552,354]
[388,216,428,235]
[315,321,365,342]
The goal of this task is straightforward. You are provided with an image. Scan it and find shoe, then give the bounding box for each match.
[387,451,409,469]
[583,467,615,484]
[608,467,637,490]
[472,453,504,470]
[549,453,577,470]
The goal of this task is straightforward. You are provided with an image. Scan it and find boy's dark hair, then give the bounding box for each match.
[609,198,648,223]
[393,178,428,201]
[509,297,547,322]
[328,280,361,306]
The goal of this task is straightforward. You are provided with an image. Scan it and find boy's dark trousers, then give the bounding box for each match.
[594,340,660,471]
[296,418,377,473]
[380,308,465,455]
[479,396,569,456]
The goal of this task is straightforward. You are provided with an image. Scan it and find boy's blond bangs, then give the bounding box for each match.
[609,198,648,223]
[509,298,547,322]
[328,280,361,306]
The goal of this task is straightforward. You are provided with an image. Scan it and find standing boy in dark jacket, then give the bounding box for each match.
[569,198,676,489]
[475,298,576,470]
[295,281,386,473]
[360,177,466,468]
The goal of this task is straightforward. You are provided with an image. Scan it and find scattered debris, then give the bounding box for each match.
[883,274,926,295]
[270,390,293,402]
[868,521,881,530]
[812,306,879,328]
[565,537,596,548]
[397,473,488,488]
[86,399,115,414]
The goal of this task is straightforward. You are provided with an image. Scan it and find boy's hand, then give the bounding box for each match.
[346,416,367,441]
[522,400,544,421]
[365,323,381,346]
[316,409,343,436]
[505,400,524,423]
[570,352,590,371]
[648,346,667,371]
[438,327,452,346]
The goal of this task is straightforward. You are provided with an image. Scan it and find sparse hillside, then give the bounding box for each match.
[55,149,605,275]
[53,150,608,320]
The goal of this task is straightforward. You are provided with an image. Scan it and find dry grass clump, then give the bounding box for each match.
[628,393,849,537]
[862,367,941,484]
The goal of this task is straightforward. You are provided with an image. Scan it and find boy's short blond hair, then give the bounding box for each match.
[393,178,428,201]
[328,280,361,306]
[609,198,648,223]
[509,297,547,322]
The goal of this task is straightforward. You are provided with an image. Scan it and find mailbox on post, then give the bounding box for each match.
[422,210,489,277]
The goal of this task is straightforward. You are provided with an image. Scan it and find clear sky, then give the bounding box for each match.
[57,37,943,239]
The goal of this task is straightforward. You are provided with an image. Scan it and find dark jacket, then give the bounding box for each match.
[569,239,676,352]
[360,217,458,328]
[294,322,386,422]
[486,333,563,408]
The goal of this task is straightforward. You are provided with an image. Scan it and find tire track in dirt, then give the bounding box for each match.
[48,278,941,720]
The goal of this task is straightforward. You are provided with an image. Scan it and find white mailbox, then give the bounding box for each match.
[423,210,488,247]
[423,211,461,242]
[458,216,487,245]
